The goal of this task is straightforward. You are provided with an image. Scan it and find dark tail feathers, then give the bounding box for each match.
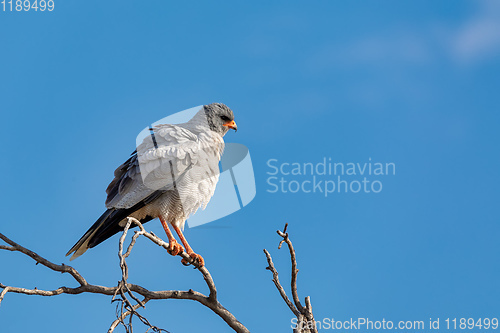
[66,208,153,260]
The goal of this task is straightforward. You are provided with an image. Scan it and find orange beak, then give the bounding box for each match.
[223,120,237,132]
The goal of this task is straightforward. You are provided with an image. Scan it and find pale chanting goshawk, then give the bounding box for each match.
[66,103,237,266]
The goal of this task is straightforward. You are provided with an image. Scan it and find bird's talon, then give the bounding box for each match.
[189,252,205,267]
[179,252,205,267]
[167,240,184,256]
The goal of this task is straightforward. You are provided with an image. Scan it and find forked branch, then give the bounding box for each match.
[264,223,318,333]
[1,221,320,332]
[0,218,248,333]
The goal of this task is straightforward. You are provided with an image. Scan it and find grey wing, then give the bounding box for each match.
[105,151,144,208]
[105,124,200,209]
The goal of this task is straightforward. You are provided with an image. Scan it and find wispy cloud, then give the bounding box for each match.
[452,0,500,64]
[312,30,433,69]
[310,1,500,70]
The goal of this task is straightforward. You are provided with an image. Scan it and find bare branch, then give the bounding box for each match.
[109,302,146,333]
[264,224,318,333]
[0,245,14,251]
[109,298,149,333]
[0,286,10,303]
[276,223,304,313]
[0,220,248,333]
[305,296,316,324]
[263,249,300,317]
[117,218,147,310]
[2,220,318,332]
[0,232,87,286]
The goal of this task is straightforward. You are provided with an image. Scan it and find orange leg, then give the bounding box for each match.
[172,224,205,267]
[159,217,184,256]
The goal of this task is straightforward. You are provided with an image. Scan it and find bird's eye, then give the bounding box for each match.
[220,115,230,121]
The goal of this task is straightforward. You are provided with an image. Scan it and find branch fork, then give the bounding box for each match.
[264,223,318,333]
[0,218,247,333]
[1,220,319,332]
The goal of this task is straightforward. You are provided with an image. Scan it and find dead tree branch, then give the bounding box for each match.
[0,217,248,333]
[264,223,318,333]
[1,220,319,332]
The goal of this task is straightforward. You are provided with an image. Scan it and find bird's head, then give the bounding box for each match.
[203,103,237,135]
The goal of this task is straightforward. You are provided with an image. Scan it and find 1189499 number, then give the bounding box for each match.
[445,318,499,330]
[1,0,54,11]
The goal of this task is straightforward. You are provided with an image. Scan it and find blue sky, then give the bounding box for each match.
[1,1,500,332]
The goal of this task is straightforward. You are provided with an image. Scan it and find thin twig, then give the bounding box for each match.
[109,298,150,333]
[0,232,87,286]
[277,224,304,313]
[263,249,300,317]
[0,245,14,251]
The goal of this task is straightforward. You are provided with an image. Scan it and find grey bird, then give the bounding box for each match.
[66,103,237,266]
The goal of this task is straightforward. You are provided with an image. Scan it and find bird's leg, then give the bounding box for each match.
[172,224,205,267]
[159,217,184,256]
